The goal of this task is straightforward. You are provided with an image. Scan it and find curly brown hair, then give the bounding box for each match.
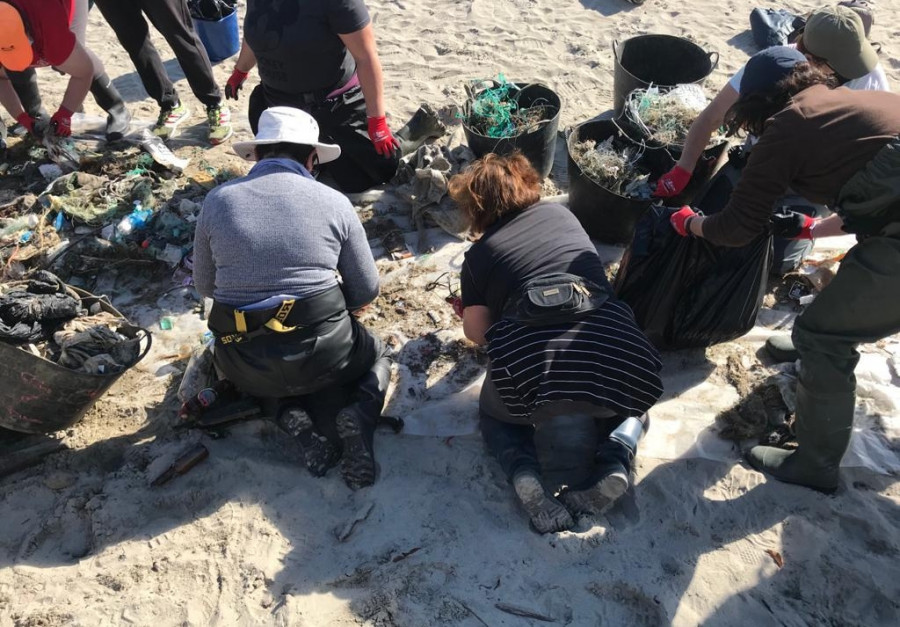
[448,152,541,234]
[724,62,839,137]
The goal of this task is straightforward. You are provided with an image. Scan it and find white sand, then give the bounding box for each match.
[2,1,900,625]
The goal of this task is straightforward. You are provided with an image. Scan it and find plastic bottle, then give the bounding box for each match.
[116,200,153,239]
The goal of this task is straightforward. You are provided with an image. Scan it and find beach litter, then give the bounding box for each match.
[623,84,725,148]
[569,136,652,198]
[463,74,554,138]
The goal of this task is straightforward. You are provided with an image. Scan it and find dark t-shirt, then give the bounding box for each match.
[244,0,370,102]
[461,203,612,320]
[6,0,76,68]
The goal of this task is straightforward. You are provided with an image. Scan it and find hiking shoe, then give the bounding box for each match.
[276,406,339,477]
[765,334,799,362]
[206,103,233,146]
[154,103,190,140]
[512,470,575,534]
[335,408,377,490]
[560,460,630,517]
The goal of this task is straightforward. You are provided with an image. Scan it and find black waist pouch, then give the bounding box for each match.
[504,273,610,326]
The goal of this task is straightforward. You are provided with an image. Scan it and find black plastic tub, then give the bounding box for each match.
[567,119,658,245]
[613,35,718,115]
[616,116,730,207]
[0,288,151,434]
[464,83,561,179]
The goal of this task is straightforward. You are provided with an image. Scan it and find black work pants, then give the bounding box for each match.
[94,0,221,109]
[248,84,399,194]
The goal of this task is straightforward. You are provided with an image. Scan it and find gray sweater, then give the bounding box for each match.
[192,160,379,309]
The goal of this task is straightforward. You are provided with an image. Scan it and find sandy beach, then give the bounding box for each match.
[1,1,899,625]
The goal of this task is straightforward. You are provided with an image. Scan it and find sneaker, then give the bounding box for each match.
[206,103,233,146]
[154,103,190,140]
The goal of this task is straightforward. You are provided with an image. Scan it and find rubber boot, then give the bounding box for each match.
[746,383,853,493]
[90,73,132,141]
[765,334,799,362]
[395,103,446,156]
[512,469,574,534]
[8,69,50,135]
[275,404,339,477]
[335,355,392,490]
[561,414,647,516]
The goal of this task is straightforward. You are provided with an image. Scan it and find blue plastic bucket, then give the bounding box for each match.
[193,11,240,63]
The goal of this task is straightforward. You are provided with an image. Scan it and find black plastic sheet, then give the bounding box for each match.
[614,168,773,350]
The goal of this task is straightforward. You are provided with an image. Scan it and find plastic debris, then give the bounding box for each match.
[463,74,553,138]
[570,137,651,198]
[138,128,189,171]
[624,84,725,148]
[159,316,175,331]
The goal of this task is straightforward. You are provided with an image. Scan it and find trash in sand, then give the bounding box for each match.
[765,549,785,568]
[42,135,82,172]
[463,74,555,138]
[138,129,190,171]
[159,316,175,331]
[569,137,652,198]
[623,84,724,148]
[150,444,210,487]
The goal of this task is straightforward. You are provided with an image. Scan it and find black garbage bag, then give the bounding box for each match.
[188,0,236,21]
[0,271,81,343]
[614,165,773,350]
[749,8,806,50]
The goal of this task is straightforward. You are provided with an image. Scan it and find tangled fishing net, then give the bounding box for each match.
[570,137,651,199]
[624,84,725,148]
[464,74,555,138]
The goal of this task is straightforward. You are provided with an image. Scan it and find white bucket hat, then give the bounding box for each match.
[233,106,342,164]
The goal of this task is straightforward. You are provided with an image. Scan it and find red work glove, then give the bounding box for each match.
[446,295,464,319]
[49,107,73,137]
[771,210,815,240]
[15,112,36,135]
[224,69,248,100]
[670,206,698,237]
[654,166,692,198]
[367,116,400,157]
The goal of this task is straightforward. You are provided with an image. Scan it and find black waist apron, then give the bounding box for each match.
[209,285,379,399]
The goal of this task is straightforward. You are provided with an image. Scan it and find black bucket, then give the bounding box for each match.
[617,107,730,207]
[463,83,561,179]
[567,119,659,245]
[0,289,152,434]
[613,35,718,115]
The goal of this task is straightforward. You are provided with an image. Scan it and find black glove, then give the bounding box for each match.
[771,209,815,239]
[727,145,748,169]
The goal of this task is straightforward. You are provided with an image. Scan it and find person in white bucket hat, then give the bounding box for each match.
[232,106,342,165]
[193,106,392,490]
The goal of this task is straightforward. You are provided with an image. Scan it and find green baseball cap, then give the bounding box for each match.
[803,5,878,80]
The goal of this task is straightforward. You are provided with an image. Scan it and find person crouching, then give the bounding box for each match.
[449,153,665,533]
[192,107,390,489]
